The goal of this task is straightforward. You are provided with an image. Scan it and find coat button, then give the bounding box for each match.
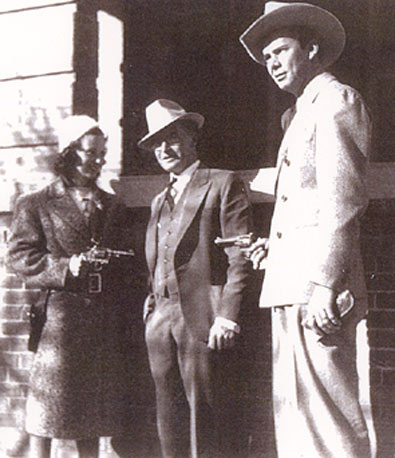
[284,158,291,166]
[281,195,288,202]
[276,232,282,239]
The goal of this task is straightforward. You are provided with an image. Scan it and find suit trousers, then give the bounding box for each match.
[145,295,223,458]
[272,304,371,458]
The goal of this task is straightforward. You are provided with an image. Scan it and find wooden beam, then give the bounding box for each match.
[115,162,395,208]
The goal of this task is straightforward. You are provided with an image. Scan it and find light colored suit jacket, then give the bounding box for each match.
[145,167,252,341]
[260,72,371,312]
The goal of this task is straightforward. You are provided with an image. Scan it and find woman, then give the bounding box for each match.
[6,116,144,458]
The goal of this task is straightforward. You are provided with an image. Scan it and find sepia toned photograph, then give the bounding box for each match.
[0,1,393,457]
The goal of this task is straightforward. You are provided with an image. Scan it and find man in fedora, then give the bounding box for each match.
[240,2,371,457]
[138,99,252,458]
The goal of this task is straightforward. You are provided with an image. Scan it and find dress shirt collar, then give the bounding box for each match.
[170,160,200,203]
[169,160,200,198]
[70,187,94,200]
[68,186,103,211]
[296,72,335,113]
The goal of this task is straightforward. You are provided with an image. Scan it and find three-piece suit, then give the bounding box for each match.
[260,72,372,457]
[6,178,144,439]
[144,166,251,457]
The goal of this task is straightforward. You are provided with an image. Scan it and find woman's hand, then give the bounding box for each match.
[69,254,84,277]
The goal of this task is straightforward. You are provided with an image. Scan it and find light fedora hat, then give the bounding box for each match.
[240,1,346,67]
[138,99,205,150]
[57,115,103,153]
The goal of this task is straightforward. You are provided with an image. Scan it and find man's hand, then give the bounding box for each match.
[143,294,155,323]
[302,284,342,336]
[208,321,236,350]
[242,237,269,270]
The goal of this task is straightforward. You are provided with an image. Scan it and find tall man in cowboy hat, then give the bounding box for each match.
[138,99,252,458]
[240,2,372,457]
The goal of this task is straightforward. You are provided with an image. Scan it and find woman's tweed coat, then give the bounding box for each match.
[6,178,145,439]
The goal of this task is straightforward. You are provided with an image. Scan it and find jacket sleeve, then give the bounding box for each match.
[310,86,371,291]
[217,173,253,321]
[6,194,70,289]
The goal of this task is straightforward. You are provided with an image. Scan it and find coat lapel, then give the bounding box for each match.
[46,179,89,237]
[89,189,111,244]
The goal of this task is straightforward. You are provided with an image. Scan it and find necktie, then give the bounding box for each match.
[165,177,177,211]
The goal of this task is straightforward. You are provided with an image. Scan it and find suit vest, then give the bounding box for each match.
[153,196,185,297]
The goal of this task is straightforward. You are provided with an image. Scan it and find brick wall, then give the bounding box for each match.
[363,199,395,458]
[0,214,30,427]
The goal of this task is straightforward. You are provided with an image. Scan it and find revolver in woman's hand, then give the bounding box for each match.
[81,245,135,266]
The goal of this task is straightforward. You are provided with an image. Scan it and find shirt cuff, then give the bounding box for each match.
[214,317,240,334]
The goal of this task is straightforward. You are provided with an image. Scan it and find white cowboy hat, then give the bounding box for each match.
[57,115,103,153]
[138,99,205,150]
[240,1,346,68]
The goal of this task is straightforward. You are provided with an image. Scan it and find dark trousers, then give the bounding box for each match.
[145,295,238,458]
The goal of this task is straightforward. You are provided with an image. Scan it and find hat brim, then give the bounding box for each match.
[138,112,205,151]
[240,3,345,67]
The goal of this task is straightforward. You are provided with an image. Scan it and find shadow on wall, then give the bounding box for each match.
[0,105,66,211]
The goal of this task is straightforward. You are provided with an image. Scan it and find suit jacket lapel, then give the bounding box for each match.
[274,136,291,199]
[274,74,331,197]
[274,105,298,199]
[172,167,211,247]
[146,168,211,275]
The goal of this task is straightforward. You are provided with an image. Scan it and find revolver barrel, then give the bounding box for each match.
[214,233,255,248]
[83,245,135,265]
[105,248,135,258]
